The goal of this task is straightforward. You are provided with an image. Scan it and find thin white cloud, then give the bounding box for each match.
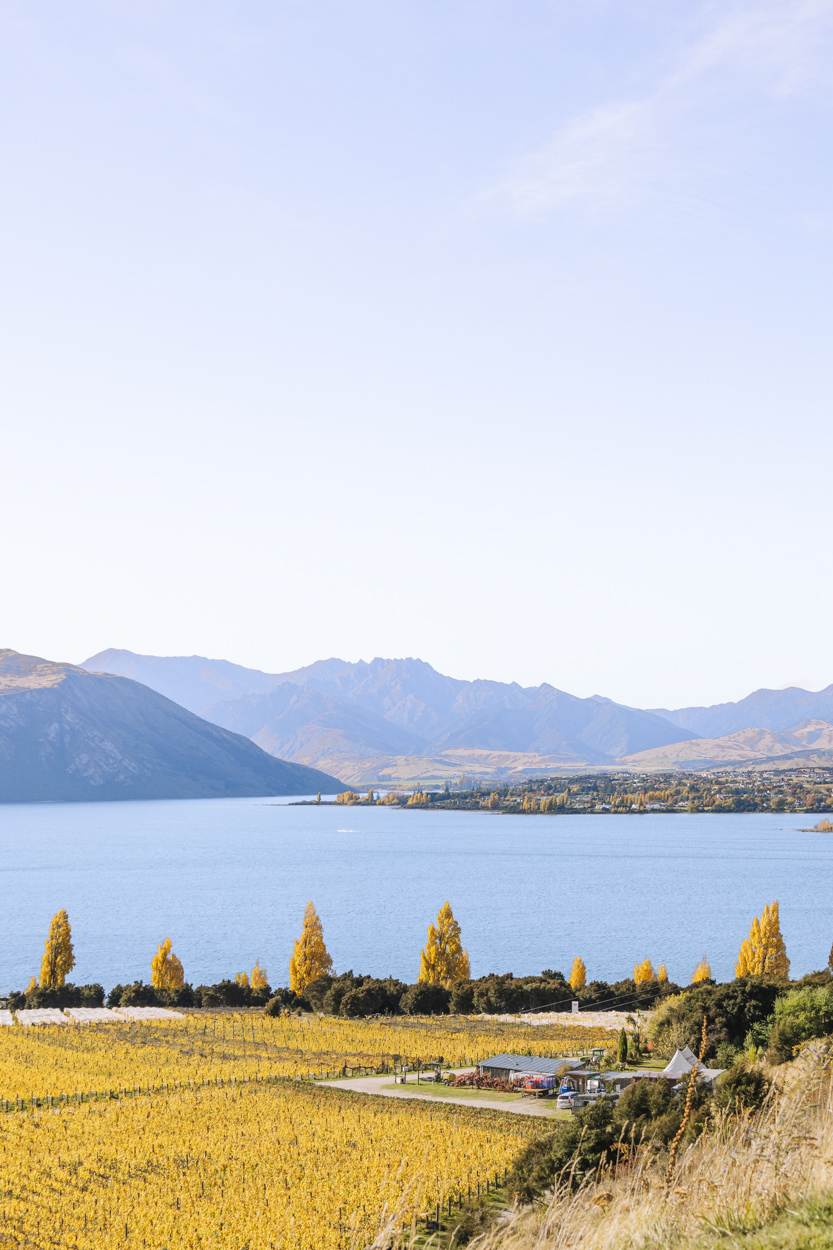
[678,0,833,95]
[495,0,833,216]
[500,99,656,216]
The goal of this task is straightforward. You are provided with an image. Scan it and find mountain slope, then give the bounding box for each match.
[83,651,696,782]
[622,719,833,770]
[0,651,343,802]
[658,685,833,738]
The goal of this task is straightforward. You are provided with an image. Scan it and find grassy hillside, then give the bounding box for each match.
[439,1044,833,1250]
[683,1198,833,1250]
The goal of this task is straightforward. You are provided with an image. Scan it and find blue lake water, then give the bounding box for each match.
[0,798,831,994]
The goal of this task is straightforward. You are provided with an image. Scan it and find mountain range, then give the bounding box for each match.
[655,685,833,738]
[82,649,833,784]
[0,650,342,802]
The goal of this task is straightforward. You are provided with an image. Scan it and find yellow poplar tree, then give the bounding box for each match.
[251,961,268,990]
[736,902,790,980]
[235,971,250,988]
[736,916,762,977]
[150,938,185,990]
[657,964,669,984]
[418,902,471,988]
[39,909,75,989]
[691,958,712,984]
[760,901,790,979]
[633,959,656,985]
[569,956,587,992]
[289,902,333,993]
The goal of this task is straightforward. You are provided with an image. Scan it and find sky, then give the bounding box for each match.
[2,0,832,710]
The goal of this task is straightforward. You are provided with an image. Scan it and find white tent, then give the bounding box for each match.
[662,1046,723,1084]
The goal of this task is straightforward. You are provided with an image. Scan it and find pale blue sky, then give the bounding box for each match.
[2,1,832,708]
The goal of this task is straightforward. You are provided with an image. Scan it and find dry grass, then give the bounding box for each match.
[388,1043,833,1250]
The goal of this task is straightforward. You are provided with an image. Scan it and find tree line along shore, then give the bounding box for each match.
[3,898,823,1051]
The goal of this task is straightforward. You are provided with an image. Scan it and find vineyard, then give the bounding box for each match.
[0,1013,615,1248]
[0,1012,613,1103]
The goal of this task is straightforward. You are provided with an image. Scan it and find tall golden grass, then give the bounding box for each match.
[391,1042,833,1250]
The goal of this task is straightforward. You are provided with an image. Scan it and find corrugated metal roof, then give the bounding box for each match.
[599,1070,665,1081]
[477,1054,579,1076]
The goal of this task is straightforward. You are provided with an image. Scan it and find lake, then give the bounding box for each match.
[0,798,830,993]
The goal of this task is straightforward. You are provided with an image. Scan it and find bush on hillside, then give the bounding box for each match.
[108,982,195,1007]
[649,979,781,1059]
[196,979,250,1008]
[711,1059,771,1112]
[339,979,407,1017]
[400,982,451,1015]
[510,1078,692,1201]
[303,972,356,1014]
[468,973,571,1014]
[449,981,475,1013]
[265,988,304,1015]
[7,983,105,1009]
[509,1069,731,1202]
[766,984,833,1064]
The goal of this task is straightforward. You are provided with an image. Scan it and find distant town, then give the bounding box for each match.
[322,769,833,815]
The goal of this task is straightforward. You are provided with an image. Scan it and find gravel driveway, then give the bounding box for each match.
[318,1073,561,1118]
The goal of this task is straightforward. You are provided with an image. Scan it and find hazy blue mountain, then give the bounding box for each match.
[211,682,425,764]
[658,685,833,738]
[0,650,343,802]
[83,650,697,779]
[84,648,279,720]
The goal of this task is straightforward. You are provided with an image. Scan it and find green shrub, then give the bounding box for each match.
[766,984,833,1063]
[265,988,303,1015]
[339,981,402,1017]
[510,1078,687,1201]
[399,983,450,1015]
[21,982,105,1008]
[711,1059,771,1112]
[118,981,160,1006]
[649,979,781,1058]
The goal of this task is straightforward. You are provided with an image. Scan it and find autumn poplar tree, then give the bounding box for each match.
[569,957,587,992]
[39,909,75,989]
[633,959,656,985]
[418,902,470,988]
[250,961,268,991]
[289,902,333,993]
[736,901,790,980]
[691,958,712,984]
[657,964,669,984]
[150,938,185,990]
